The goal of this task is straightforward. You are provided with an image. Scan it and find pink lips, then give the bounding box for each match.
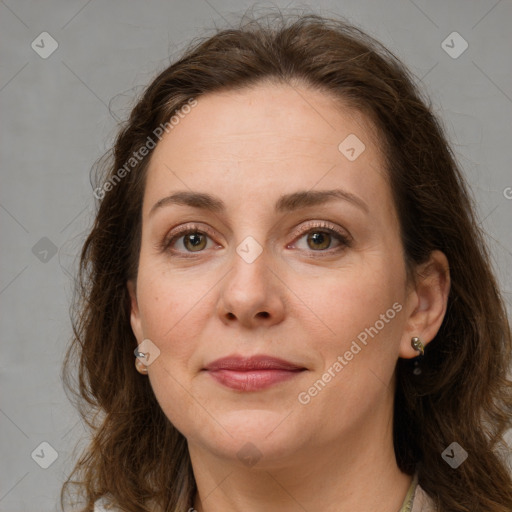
[203,355,306,391]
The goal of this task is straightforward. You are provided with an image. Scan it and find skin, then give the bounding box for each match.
[128,82,450,512]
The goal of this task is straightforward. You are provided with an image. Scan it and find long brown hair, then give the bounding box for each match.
[61,12,512,512]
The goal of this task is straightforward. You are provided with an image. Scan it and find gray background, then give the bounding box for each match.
[1,1,511,510]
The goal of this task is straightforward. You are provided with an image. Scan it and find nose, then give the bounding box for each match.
[216,245,286,329]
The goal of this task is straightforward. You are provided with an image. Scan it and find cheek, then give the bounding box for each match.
[136,262,220,375]
[301,258,405,349]
[136,266,215,432]
[294,268,404,431]
[295,264,407,420]
[137,257,205,335]
[134,286,183,383]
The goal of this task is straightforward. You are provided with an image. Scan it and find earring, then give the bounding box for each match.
[411,337,425,356]
[135,354,149,375]
[411,337,424,376]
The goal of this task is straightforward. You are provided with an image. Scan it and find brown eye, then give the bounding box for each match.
[164,226,217,255]
[307,231,332,250]
[183,232,207,252]
[291,222,351,254]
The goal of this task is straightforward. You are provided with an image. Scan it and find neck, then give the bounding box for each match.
[189,403,412,512]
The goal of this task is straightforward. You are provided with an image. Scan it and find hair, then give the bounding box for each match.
[61,11,512,512]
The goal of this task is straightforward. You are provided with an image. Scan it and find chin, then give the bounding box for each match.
[187,408,310,467]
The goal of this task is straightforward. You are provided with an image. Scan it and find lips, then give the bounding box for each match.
[203,355,306,391]
[204,355,304,371]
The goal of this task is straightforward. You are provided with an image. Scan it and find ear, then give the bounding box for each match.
[399,250,450,358]
[127,279,144,343]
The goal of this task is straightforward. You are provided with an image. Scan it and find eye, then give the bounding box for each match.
[163,224,219,254]
[161,221,351,257]
[291,222,351,252]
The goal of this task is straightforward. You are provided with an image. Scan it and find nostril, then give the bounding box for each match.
[257,311,270,319]
[226,312,236,320]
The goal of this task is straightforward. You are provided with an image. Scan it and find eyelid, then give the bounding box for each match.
[288,220,352,247]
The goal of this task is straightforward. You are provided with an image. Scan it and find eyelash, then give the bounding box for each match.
[161,221,352,257]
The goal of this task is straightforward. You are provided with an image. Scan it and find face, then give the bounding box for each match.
[129,83,421,468]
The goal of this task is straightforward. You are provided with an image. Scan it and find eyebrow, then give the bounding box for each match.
[149,188,369,216]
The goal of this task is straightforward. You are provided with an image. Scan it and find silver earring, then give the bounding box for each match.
[411,337,425,356]
[411,337,424,376]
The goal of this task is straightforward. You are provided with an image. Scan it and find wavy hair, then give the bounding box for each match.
[61,12,512,512]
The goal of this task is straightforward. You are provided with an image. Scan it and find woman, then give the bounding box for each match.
[61,12,512,512]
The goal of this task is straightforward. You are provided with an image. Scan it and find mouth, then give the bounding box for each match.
[203,355,306,391]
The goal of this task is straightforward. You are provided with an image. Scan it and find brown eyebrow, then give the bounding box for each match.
[149,189,369,216]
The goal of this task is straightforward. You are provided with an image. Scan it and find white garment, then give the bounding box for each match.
[411,484,436,512]
[93,500,110,512]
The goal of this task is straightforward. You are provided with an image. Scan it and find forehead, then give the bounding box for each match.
[143,83,391,218]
